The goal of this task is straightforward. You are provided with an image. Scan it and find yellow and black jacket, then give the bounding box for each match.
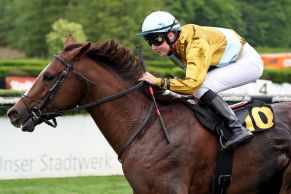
[156,24,246,95]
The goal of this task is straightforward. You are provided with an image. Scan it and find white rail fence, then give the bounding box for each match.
[0,115,123,180]
[220,79,291,102]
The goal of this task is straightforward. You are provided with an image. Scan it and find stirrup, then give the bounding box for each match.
[219,135,227,150]
[219,135,235,150]
[218,129,233,150]
[222,132,253,150]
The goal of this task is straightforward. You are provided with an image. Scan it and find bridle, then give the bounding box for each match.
[24,55,76,127]
[22,54,167,162]
[23,55,146,128]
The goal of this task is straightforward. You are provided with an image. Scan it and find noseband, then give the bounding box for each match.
[25,55,145,128]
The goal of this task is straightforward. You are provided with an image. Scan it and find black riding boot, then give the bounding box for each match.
[200,90,253,149]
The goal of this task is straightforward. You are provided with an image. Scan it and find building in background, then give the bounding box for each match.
[261,53,291,69]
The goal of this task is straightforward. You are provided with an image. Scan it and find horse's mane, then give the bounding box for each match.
[86,40,145,85]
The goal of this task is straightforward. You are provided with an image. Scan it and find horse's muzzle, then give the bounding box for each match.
[7,108,36,132]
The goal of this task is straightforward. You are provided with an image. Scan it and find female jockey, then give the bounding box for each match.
[137,11,264,149]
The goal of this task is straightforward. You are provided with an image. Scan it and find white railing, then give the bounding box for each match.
[219,79,291,102]
[0,115,123,180]
[1,80,291,105]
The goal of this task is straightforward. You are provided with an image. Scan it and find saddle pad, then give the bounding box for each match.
[189,100,275,134]
[239,100,274,132]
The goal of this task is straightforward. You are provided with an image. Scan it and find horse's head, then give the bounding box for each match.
[7,35,92,132]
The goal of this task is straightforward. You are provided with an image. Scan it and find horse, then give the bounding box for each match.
[7,35,291,194]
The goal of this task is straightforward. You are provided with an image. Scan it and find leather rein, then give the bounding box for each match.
[23,55,154,162]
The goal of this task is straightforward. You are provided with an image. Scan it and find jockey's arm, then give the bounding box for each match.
[156,40,211,95]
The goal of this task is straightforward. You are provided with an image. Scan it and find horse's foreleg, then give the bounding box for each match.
[279,163,291,194]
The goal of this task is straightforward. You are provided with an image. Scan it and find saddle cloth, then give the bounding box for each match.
[153,88,275,135]
[187,100,275,135]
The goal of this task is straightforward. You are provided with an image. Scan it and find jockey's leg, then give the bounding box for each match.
[194,43,263,148]
[199,89,253,148]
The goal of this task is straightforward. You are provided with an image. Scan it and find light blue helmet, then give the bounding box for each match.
[137,11,181,37]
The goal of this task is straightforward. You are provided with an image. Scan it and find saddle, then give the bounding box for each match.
[154,89,275,137]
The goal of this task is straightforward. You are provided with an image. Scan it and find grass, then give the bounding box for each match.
[0,176,132,194]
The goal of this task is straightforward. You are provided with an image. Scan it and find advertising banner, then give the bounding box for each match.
[0,115,123,180]
[5,76,36,91]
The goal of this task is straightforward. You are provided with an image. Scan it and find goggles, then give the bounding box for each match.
[145,34,165,46]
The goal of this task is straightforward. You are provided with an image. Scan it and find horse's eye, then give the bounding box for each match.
[43,74,54,81]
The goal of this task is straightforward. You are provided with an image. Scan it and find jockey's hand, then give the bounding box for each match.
[139,72,157,85]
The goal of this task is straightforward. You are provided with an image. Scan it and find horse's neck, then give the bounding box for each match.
[87,84,150,154]
[76,57,150,154]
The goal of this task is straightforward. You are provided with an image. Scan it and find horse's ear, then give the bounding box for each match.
[74,42,91,60]
[64,34,75,48]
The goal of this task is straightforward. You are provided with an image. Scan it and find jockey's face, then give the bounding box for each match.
[148,32,174,57]
[151,38,170,57]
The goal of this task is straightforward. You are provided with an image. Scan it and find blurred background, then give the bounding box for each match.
[1,0,291,58]
[0,0,291,193]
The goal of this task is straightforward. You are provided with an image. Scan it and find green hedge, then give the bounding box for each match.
[0,58,291,85]
[0,89,24,97]
[0,58,48,77]
[261,67,291,83]
[0,58,48,67]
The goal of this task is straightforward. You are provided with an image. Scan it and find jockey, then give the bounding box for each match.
[137,11,264,149]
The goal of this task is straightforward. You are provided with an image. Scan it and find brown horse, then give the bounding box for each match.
[7,35,291,194]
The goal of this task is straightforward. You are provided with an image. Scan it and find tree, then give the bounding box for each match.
[64,0,166,59]
[1,0,70,57]
[46,19,87,55]
[1,0,290,58]
[164,0,246,34]
[238,0,291,47]
[0,0,11,46]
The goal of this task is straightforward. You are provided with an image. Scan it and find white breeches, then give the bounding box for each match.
[194,43,264,99]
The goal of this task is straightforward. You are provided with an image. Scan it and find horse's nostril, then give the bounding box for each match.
[8,109,19,120]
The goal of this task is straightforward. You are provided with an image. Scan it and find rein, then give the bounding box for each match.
[29,55,145,123]
[27,54,158,162]
[40,81,145,117]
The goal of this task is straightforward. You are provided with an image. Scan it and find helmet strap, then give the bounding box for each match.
[164,30,180,47]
